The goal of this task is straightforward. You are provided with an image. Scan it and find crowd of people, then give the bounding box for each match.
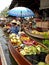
[2,17,37,35]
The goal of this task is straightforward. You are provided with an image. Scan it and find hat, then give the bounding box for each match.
[11,20,20,25]
[11,20,17,24]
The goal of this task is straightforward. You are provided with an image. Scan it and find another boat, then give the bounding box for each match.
[24,28,49,40]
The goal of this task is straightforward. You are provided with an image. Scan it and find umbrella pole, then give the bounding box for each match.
[20,17,23,31]
[21,11,23,23]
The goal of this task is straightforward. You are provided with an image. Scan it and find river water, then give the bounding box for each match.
[0,27,18,65]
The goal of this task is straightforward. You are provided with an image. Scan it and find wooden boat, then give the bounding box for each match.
[0,58,2,65]
[8,37,49,65]
[8,41,32,65]
[24,28,49,40]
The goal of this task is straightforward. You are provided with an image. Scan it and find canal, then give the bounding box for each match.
[0,27,18,65]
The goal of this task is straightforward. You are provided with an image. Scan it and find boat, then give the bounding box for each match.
[8,41,32,65]
[0,58,2,65]
[8,35,49,65]
[24,28,49,40]
[8,32,49,65]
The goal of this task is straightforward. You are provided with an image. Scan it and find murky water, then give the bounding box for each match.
[0,27,18,65]
[8,51,18,65]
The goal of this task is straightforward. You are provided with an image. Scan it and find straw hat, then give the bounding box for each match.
[11,20,17,24]
[11,20,20,25]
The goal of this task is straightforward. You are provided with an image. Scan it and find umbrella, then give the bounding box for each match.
[8,7,35,17]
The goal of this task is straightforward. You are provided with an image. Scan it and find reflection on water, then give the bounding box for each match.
[9,51,18,65]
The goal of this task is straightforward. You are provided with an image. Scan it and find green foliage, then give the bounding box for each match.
[0,7,9,17]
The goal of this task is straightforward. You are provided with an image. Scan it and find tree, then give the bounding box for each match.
[0,7,9,17]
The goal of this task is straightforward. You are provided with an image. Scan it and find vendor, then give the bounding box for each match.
[7,20,19,34]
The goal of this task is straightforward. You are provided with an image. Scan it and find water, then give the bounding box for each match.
[0,27,18,65]
[8,51,18,65]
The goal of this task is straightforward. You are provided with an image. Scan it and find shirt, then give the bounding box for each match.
[10,26,19,34]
